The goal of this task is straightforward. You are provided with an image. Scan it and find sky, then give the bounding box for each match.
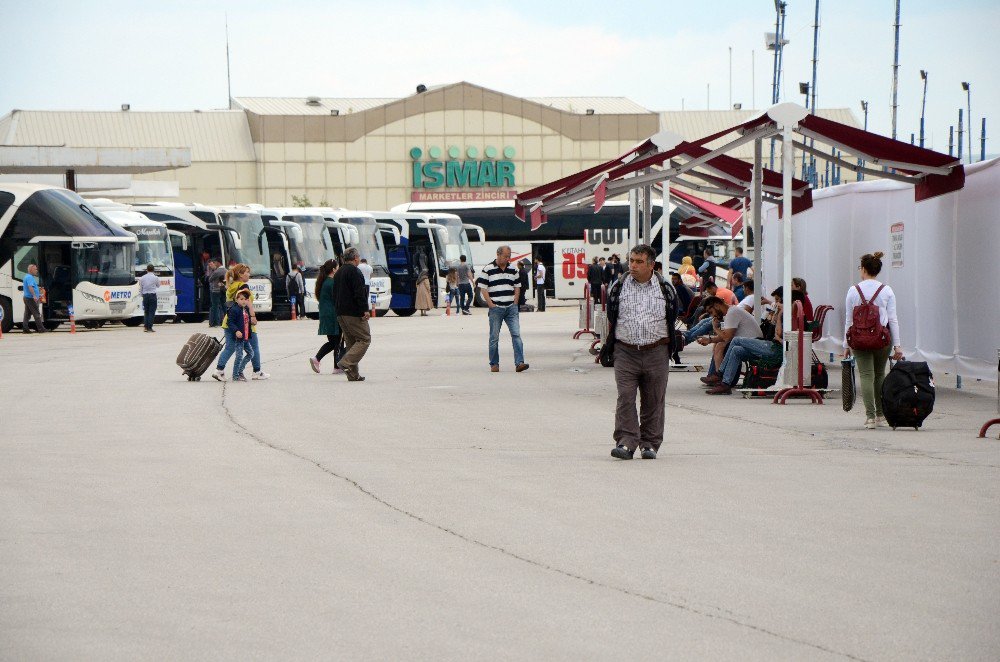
[2,0,998,155]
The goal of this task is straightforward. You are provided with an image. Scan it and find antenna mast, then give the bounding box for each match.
[225,13,233,109]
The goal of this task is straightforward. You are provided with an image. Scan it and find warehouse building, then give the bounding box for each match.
[0,81,860,207]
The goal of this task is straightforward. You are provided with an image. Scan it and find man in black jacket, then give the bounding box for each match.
[332,248,371,382]
[587,257,604,305]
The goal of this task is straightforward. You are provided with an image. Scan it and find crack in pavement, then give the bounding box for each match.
[217,382,869,661]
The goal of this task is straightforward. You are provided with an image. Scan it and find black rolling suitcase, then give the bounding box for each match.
[176,333,223,381]
[881,360,935,429]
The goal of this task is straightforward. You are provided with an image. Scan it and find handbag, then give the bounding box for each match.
[598,330,616,367]
[841,357,857,412]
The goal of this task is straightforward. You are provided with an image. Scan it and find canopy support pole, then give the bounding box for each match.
[641,174,652,246]
[752,138,763,322]
[661,163,671,258]
[628,183,639,247]
[781,124,794,351]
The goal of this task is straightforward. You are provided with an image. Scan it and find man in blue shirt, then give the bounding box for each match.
[728,247,752,289]
[21,264,45,333]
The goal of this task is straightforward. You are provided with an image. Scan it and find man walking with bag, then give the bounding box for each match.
[333,248,371,382]
[601,244,678,460]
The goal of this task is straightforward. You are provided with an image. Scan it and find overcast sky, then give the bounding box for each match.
[3,0,997,155]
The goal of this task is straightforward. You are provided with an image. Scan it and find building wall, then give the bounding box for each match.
[250,109,650,209]
[129,161,258,204]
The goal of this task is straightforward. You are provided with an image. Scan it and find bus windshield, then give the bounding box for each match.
[131,226,173,276]
[435,218,471,268]
[347,218,389,277]
[219,212,270,278]
[285,215,334,271]
[73,241,137,286]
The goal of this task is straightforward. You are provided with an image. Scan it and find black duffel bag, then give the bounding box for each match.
[881,360,935,430]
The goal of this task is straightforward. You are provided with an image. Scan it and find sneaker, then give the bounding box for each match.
[515,363,530,372]
[233,374,248,382]
[309,357,321,373]
[640,447,658,460]
[252,371,270,380]
[864,417,877,429]
[211,369,226,382]
[875,415,886,427]
[332,367,345,375]
[611,445,634,460]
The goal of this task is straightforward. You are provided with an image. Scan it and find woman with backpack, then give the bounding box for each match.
[844,251,903,429]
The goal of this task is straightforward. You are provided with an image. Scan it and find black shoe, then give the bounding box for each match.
[640,448,657,460]
[611,445,634,460]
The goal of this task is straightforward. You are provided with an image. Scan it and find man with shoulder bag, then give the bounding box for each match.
[599,244,678,460]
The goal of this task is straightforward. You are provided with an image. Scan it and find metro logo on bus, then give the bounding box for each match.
[410,146,516,189]
[104,290,132,301]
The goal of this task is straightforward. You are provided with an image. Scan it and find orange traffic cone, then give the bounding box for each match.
[291,296,297,321]
[69,306,76,334]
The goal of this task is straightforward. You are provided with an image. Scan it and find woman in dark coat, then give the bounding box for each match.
[309,259,343,374]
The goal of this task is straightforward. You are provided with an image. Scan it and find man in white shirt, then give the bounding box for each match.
[697,296,763,384]
[534,258,546,312]
[357,258,374,310]
[138,264,160,333]
[603,245,678,460]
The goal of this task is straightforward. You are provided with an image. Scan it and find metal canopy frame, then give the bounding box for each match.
[516,101,966,384]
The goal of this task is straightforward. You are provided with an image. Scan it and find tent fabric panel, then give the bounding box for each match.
[799,113,959,169]
[915,166,966,202]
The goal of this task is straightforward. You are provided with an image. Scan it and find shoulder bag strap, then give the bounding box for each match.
[854,284,869,305]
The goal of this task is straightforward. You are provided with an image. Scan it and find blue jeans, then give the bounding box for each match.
[488,304,524,367]
[209,291,224,327]
[684,317,714,344]
[233,339,254,379]
[458,283,474,311]
[720,337,782,386]
[217,328,262,373]
[142,293,157,330]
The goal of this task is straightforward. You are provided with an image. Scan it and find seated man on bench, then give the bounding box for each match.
[695,295,763,382]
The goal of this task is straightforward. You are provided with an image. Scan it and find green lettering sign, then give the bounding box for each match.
[411,146,516,189]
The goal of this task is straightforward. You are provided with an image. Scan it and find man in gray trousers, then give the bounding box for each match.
[602,244,678,460]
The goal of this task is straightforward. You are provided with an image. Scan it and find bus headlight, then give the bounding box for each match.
[80,291,104,303]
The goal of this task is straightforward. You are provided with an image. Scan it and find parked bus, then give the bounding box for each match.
[130,203,271,320]
[221,206,297,319]
[368,211,485,315]
[0,184,140,333]
[251,207,331,318]
[88,199,181,325]
[293,209,393,316]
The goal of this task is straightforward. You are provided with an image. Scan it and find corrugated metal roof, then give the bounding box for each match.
[657,108,862,160]
[232,97,398,116]
[232,95,652,116]
[0,110,255,162]
[527,97,651,114]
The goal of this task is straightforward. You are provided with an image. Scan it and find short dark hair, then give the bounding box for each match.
[705,280,718,291]
[732,272,745,284]
[146,264,155,272]
[629,244,655,262]
[735,247,744,255]
[653,261,662,271]
[460,255,467,262]
[701,296,725,309]
[743,279,755,292]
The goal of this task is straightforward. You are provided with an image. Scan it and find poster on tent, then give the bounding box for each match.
[890,222,904,267]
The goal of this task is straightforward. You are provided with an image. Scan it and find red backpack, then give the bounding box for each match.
[847,284,891,351]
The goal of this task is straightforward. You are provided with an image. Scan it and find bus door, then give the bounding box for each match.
[11,245,38,324]
[171,234,196,314]
[379,224,413,311]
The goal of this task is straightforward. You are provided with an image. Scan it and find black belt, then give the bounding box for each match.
[616,338,670,352]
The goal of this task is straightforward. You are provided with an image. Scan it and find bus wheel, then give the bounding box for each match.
[391,308,416,317]
[0,297,12,334]
[122,317,143,327]
[44,321,61,331]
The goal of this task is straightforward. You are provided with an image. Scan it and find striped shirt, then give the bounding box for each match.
[616,275,668,345]
[477,260,520,306]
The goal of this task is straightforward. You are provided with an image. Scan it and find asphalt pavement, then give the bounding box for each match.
[1,308,997,661]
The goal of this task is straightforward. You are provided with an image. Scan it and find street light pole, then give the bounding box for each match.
[962,82,972,162]
[919,70,928,148]
[799,82,811,182]
[858,100,868,181]
[890,0,901,140]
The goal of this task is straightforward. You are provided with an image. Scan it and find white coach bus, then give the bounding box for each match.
[0,184,140,333]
